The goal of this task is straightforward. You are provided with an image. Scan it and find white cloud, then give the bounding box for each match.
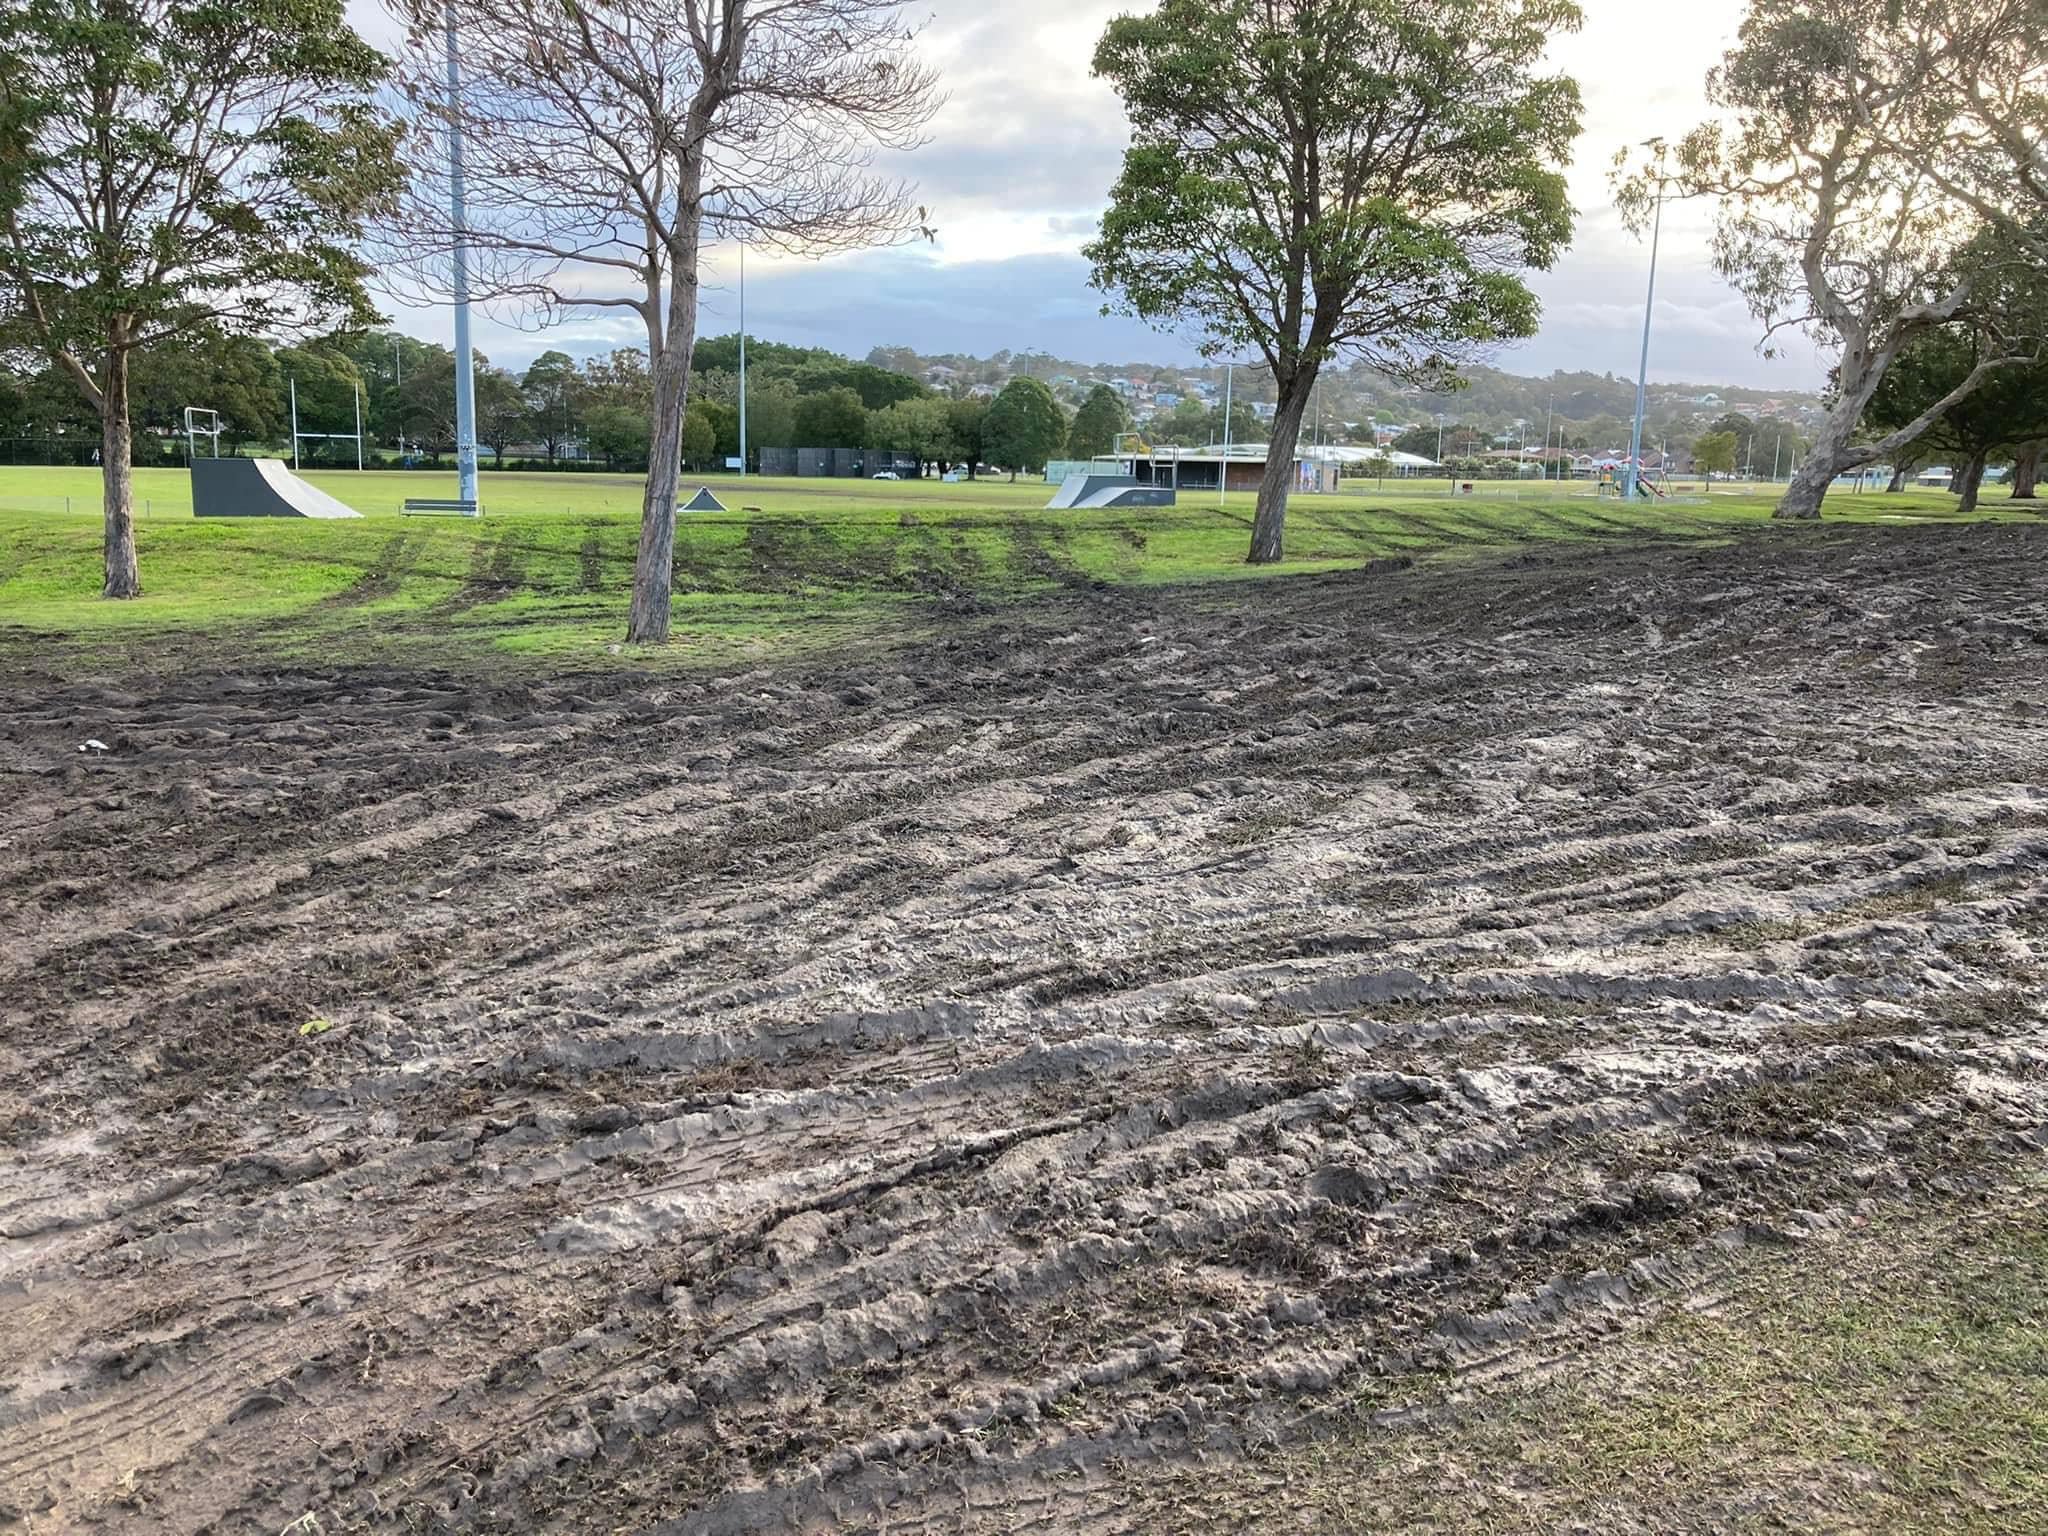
[368,0,1817,388]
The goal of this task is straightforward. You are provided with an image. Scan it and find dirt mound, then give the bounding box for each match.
[2,525,2045,1532]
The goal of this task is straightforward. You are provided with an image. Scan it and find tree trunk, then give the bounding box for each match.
[1955,447,1989,514]
[2011,441,2041,500]
[626,213,705,644]
[1246,368,1316,564]
[628,335,692,643]
[101,346,140,599]
[1887,464,1909,493]
[1774,367,1886,521]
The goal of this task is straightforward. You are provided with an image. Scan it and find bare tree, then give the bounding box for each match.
[385,0,940,642]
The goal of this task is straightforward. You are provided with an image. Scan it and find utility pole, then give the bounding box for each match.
[738,240,748,477]
[1542,394,1554,484]
[1624,140,1667,504]
[354,382,364,471]
[445,2,479,506]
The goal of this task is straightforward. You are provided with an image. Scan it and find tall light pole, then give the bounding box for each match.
[444,3,479,507]
[1542,394,1554,484]
[1220,360,1234,508]
[738,240,748,478]
[1436,411,1445,463]
[1624,140,1667,505]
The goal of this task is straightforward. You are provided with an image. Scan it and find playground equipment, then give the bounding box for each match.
[1598,466,1668,499]
[191,456,362,519]
[1045,474,1177,510]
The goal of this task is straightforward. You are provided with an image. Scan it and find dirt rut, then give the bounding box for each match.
[2,525,2046,1532]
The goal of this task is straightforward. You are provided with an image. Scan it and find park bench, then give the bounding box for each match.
[402,498,482,518]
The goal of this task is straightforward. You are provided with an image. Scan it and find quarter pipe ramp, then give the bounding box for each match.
[192,458,364,519]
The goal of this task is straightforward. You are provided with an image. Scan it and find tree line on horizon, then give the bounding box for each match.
[0,325,1262,478]
[5,0,2047,637]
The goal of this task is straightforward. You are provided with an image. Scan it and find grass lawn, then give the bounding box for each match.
[0,463,2029,672]
[1253,1188,2048,1534]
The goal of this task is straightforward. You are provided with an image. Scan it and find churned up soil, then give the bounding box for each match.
[3,523,2046,1533]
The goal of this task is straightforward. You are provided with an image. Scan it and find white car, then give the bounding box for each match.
[872,470,901,480]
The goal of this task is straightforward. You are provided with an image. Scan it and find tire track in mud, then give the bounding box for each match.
[2,526,2046,1532]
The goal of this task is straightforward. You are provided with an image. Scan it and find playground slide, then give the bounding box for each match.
[191,457,363,518]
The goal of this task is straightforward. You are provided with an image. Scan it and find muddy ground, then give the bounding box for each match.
[3,525,2046,1533]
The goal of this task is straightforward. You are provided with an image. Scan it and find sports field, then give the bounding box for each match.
[0,464,2018,669]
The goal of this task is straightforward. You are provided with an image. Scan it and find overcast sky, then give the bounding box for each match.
[350,1,1829,389]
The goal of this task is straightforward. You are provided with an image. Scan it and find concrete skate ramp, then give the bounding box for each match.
[1074,484,1177,509]
[192,457,363,519]
[682,486,726,512]
[1046,473,1138,510]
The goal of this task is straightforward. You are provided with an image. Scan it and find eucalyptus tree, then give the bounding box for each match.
[0,0,398,596]
[1086,0,1583,563]
[1865,219,2048,513]
[386,0,941,643]
[1622,0,2041,521]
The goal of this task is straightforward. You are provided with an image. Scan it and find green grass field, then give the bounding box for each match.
[0,463,2027,671]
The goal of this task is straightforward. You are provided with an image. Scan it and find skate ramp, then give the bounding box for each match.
[683,486,727,512]
[1074,483,1176,509]
[192,458,363,519]
[1046,474,1138,510]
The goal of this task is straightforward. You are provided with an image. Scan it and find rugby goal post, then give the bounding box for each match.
[288,376,367,471]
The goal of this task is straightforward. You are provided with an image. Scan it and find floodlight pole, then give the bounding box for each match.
[1543,394,1554,484]
[354,382,365,471]
[290,376,300,470]
[1220,361,1233,508]
[1624,142,1667,505]
[445,2,479,507]
[738,240,748,477]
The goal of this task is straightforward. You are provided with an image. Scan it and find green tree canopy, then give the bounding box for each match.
[586,402,650,469]
[1087,0,1582,561]
[745,384,798,454]
[273,345,366,441]
[1624,0,2048,520]
[680,404,717,468]
[795,386,870,448]
[1693,431,1738,480]
[1066,384,1131,459]
[946,397,989,477]
[0,0,400,595]
[130,334,285,452]
[473,366,529,462]
[1867,224,2048,512]
[869,396,953,468]
[984,377,1067,479]
[521,351,586,462]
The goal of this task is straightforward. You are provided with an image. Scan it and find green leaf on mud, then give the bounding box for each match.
[299,1017,336,1037]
